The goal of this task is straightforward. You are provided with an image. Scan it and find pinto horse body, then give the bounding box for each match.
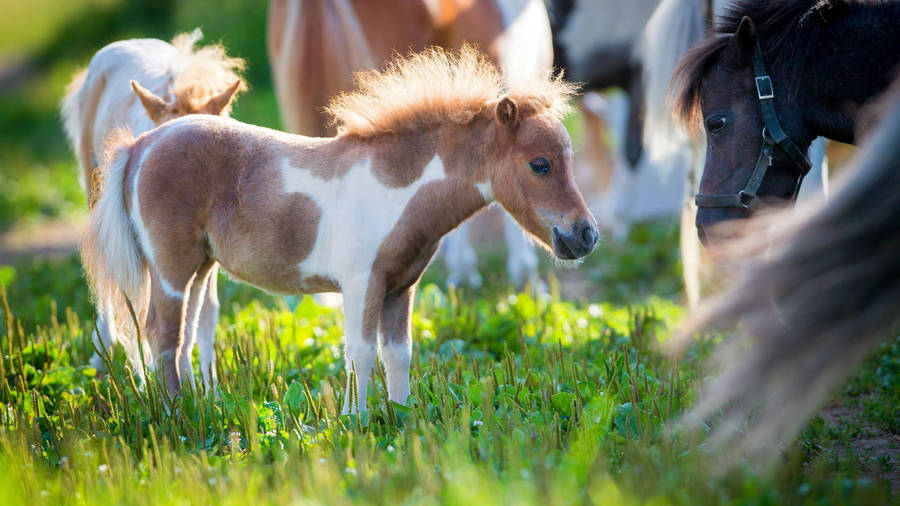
[82,48,597,409]
[267,0,553,290]
[672,0,900,242]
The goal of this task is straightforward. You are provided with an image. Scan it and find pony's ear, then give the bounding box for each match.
[495,96,519,132]
[732,16,757,55]
[202,80,243,116]
[131,80,168,124]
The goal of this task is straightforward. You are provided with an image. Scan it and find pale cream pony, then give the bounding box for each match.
[62,29,245,381]
[82,47,599,410]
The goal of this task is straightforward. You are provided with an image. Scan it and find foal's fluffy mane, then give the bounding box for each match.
[170,29,247,110]
[325,45,578,138]
[672,0,851,129]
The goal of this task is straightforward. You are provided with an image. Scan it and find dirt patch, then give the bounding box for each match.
[819,404,900,491]
[0,219,84,264]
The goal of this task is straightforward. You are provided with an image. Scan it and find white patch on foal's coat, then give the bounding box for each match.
[279,154,446,286]
[129,137,184,299]
[476,181,494,203]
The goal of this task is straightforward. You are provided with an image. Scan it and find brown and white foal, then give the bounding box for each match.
[82,47,598,410]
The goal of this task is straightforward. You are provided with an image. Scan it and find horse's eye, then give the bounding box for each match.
[706,116,728,135]
[529,157,551,174]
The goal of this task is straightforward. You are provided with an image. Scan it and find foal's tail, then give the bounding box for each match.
[81,130,150,331]
[639,0,706,162]
[676,81,900,464]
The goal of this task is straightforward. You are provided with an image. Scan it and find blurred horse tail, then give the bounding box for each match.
[678,77,900,464]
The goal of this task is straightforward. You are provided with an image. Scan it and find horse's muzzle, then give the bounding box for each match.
[552,219,598,259]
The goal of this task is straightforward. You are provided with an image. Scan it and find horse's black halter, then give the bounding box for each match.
[694,42,812,210]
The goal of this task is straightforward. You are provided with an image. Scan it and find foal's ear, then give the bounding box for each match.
[732,16,757,55]
[495,96,519,132]
[202,80,243,116]
[131,80,167,124]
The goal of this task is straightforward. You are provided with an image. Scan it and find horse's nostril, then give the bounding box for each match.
[581,225,597,247]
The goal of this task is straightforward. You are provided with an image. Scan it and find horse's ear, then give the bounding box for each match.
[131,80,167,124]
[732,16,757,55]
[202,80,243,116]
[495,96,519,132]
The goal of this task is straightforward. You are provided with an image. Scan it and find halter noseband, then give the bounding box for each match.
[694,42,812,210]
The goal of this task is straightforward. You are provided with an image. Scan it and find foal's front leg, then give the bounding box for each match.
[380,287,413,404]
[341,281,380,414]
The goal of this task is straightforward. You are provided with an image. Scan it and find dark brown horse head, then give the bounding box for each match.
[679,16,813,244]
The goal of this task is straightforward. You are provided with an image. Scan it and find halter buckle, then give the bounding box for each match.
[755,76,774,100]
[738,190,758,210]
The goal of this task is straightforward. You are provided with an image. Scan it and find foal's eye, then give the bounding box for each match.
[529,157,551,174]
[706,115,728,135]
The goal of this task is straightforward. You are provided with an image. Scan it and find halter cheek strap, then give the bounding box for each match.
[694,42,812,210]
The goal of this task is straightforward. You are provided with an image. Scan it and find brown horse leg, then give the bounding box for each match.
[143,238,207,399]
[144,273,192,400]
[380,286,414,404]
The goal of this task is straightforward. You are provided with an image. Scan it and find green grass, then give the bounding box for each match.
[0,247,897,505]
[0,0,897,502]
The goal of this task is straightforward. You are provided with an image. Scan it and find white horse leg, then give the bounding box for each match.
[681,147,704,309]
[196,265,220,390]
[341,284,378,414]
[681,200,702,308]
[179,269,213,391]
[89,297,118,372]
[797,137,829,202]
[503,213,542,291]
[443,221,482,289]
[379,288,413,404]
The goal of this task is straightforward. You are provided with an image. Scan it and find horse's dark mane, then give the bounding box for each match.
[672,0,862,127]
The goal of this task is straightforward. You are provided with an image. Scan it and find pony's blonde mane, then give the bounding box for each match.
[326,46,578,138]
[170,29,247,111]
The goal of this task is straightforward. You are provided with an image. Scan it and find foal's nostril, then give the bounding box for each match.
[574,219,598,250]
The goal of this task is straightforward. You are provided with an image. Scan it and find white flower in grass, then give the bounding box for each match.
[97,464,109,474]
[472,420,483,427]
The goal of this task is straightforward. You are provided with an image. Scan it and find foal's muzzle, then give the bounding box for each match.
[552,219,598,259]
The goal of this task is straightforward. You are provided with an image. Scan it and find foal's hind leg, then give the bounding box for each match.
[89,297,118,372]
[195,264,220,390]
[145,273,192,399]
[181,261,216,390]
